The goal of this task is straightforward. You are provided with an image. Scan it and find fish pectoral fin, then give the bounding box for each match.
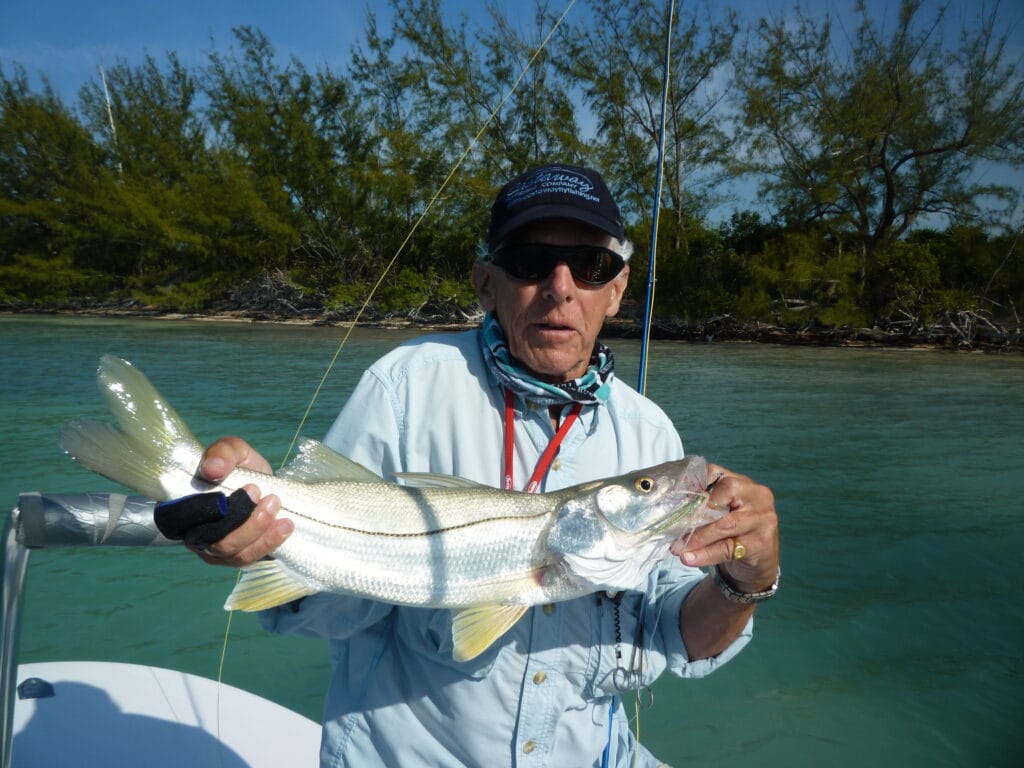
[450,604,529,662]
[393,472,490,489]
[224,560,317,612]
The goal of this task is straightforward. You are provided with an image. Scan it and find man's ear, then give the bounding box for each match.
[605,265,629,317]
[472,261,497,312]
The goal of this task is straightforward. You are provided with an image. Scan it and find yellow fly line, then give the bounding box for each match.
[278,0,580,470]
[215,0,581,730]
[216,3,679,764]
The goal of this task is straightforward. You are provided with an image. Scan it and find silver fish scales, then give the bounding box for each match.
[59,355,719,660]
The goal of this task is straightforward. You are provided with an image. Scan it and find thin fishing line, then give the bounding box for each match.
[632,694,641,768]
[280,0,579,468]
[212,0,580,740]
[213,570,242,762]
[631,0,676,759]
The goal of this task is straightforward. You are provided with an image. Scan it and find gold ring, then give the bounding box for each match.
[732,542,746,560]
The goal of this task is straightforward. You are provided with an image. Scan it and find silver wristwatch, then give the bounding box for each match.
[712,565,780,604]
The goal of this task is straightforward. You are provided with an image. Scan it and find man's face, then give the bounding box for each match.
[472,219,629,384]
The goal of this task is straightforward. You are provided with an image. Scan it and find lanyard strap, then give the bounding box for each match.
[503,388,582,493]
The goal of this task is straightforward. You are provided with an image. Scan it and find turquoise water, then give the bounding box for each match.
[1,315,1021,766]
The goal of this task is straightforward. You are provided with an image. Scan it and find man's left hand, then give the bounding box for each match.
[670,463,779,593]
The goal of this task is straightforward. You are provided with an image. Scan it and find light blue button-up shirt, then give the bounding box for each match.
[260,330,751,767]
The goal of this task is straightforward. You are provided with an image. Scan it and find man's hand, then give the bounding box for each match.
[190,436,293,568]
[670,463,779,660]
[671,463,779,593]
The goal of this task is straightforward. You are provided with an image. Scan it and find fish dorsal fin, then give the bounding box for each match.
[394,472,489,490]
[224,559,317,612]
[277,438,383,483]
[450,604,529,661]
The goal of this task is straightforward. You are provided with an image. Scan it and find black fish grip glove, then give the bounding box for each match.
[154,489,255,550]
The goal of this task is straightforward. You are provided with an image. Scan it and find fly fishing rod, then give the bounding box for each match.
[636,0,676,396]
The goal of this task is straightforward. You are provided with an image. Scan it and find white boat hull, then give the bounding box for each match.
[12,661,320,767]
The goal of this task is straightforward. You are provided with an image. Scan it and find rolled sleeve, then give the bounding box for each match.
[654,562,754,679]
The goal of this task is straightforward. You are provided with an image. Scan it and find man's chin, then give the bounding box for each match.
[521,355,587,384]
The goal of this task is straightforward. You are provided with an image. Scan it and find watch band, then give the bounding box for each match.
[712,564,780,604]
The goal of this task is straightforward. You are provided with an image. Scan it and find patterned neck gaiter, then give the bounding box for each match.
[479,312,615,406]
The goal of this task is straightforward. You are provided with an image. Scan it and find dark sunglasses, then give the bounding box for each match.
[489,243,626,286]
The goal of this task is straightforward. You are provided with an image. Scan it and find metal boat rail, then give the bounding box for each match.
[1,493,166,768]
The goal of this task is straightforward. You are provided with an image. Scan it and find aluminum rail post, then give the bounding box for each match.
[0,492,169,768]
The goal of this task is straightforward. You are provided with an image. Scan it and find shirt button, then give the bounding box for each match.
[551,458,562,471]
[542,603,556,615]
[523,741,536,754]
[533,671,547,685]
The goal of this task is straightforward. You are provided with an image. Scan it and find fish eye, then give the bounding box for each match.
[634,476,655,493]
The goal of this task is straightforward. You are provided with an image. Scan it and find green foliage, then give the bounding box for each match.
[326,280,373,312]
[873,240,941,316]
[372,265,476,316]
[374,267,433,313]
[564,0,739,225]
[435,276,477,309]
[815,298,872,329]
[736,0,1024,271]
[908,225,1024,310]
[0,253,111,303]
[724,224,872,326]
[0,2,1020,330]
[653,217,731,320]
[127,273,233,312]
[927,288,983,316]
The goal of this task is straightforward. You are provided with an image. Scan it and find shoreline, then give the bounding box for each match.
[2,306,1020,353]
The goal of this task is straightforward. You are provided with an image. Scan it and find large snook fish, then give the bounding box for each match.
[59,355,722,661]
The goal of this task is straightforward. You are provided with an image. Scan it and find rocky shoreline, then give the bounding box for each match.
[3,302,1021,353]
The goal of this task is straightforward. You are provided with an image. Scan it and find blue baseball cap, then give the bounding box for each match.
[487,164,625,251]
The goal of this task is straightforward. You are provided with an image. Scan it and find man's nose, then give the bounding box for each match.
[542,262,575,301]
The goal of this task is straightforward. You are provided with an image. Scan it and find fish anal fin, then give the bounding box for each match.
[451,604,529,662]
[224,559,317,612]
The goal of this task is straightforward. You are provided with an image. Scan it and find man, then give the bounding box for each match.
[188,164,780,767]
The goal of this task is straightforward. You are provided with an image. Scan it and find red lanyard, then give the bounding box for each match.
[503,388,582,493]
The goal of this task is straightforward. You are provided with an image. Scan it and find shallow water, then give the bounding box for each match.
[2,316,1021,766]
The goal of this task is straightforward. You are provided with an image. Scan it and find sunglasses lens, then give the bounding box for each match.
[493,245,624,285]
[573,248,621,284]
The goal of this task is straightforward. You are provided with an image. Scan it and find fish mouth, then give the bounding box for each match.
[646,491,711,537]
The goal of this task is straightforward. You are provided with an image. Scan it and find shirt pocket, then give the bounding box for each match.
[395,605,500,679]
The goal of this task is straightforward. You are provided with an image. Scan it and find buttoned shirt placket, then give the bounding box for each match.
[506,396,593,764]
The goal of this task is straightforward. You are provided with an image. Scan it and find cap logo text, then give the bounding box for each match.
[506,167,599,206]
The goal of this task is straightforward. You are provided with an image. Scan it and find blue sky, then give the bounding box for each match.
[2,1,364,100]
[6,0,1020,103]
[1,0,495,101]
[2,0,1021,223]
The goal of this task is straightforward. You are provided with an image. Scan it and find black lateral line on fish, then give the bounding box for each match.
[283,508,552,538]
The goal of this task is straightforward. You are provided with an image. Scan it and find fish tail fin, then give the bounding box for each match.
[224,560,317,612]
[58,355,205,501]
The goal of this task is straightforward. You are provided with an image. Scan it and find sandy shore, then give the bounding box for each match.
[3,305,1020,353]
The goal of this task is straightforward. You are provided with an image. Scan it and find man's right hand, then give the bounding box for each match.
[191,436,294,568]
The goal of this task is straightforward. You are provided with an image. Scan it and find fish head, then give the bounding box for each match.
[547,456,722,593]
[593,456,713,539]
